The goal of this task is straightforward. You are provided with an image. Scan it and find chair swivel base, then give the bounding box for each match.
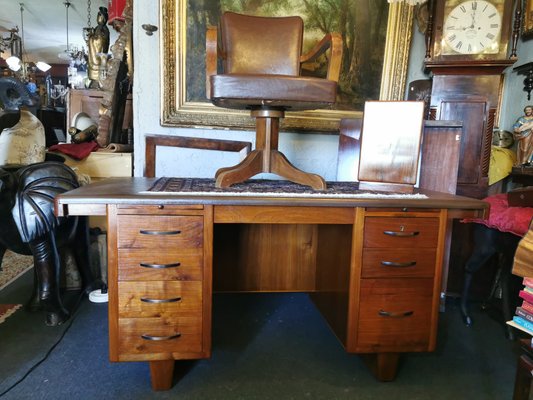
[214,109,326,190]
[215,148,326,190]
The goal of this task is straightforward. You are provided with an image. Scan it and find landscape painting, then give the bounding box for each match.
[161,0,414,132]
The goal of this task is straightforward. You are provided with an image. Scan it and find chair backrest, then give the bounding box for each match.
[220,12,303,76]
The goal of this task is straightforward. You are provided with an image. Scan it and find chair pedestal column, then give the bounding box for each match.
[215,109,326,190]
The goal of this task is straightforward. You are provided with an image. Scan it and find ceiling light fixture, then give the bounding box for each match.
[58,0,87,67]
[6,3,52,79]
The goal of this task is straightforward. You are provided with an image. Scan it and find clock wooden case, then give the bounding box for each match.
[423,0,521,298]
[424,0,520,199]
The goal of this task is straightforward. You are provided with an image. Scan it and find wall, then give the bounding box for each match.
[500,37,533,131]
[133,0,533,180]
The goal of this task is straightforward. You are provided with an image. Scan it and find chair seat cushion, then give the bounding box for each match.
[210,74,337,111]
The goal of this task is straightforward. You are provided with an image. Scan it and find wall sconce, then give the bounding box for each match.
[514,62,533,101]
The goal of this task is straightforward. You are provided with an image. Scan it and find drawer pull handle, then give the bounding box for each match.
[381,261,417,268]
[141,333,181,341]
[140,297,182,304]
[139,262,181,269]
[378,310,414,318]
[383,230,419,237]
[139,229,181,235]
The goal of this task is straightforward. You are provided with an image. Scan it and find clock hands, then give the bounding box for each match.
[442,0,502,55]
[469,11,476,29]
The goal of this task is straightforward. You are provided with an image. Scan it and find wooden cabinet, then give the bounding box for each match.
[66,89,132,134]
[355,214,441,353]
[334,209,445,363]
[426,71,506,199]
[107,204,212,389]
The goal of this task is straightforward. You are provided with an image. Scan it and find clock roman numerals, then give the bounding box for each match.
[442,0,502,55]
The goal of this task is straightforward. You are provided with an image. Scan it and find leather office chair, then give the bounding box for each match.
[206,12,343,189]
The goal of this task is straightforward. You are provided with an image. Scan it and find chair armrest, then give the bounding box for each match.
[300,32,343,82]
[205,26,219,99]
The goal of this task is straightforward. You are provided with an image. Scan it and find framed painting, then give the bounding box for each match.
[524,0,533,38]
[161,0,415,132]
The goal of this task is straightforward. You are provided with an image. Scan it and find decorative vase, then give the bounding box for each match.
[0,110,46,166]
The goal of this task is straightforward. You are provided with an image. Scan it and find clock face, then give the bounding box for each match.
[443,0,502,55]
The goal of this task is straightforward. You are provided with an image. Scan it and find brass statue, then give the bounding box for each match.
[86,7,110,87]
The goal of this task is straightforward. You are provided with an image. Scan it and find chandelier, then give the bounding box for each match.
[58,1,87,69]
[3,3,51,80]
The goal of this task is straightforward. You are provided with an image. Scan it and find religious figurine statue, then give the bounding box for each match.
[86,7,110,88]
[513,105,533,166]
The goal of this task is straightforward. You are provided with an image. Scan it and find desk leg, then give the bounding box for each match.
[149,360,175,391]
[362,352,400,381]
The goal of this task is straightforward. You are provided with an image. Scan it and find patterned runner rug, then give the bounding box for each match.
[0,304,22,324]
[0,250,33,291]
[145,178,427,199]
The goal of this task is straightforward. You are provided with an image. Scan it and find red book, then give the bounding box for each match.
[522,300,533,314]
[517,307,533,323]
[524,277,533,289]
[519,290,533,304]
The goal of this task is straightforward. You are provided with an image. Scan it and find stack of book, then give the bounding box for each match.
[508,277,533,336]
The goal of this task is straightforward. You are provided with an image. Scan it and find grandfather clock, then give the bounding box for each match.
[424,0,521,198]
[424,0,522,298]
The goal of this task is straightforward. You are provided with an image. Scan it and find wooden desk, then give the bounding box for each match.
[55,178,488,391]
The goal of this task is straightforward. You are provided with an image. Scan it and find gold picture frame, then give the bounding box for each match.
[524,0,533,38]
[160,0,415,133]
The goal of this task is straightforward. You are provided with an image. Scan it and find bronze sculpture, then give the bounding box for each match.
[86,7,110,88]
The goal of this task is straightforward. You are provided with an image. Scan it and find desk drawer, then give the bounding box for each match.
[361,248,436,278]
[356,278,433,352]
[118,249,203,281]
[118,281,202,318]
[117,315,203,359]
[117,215,203,249]
[363,217,439,248]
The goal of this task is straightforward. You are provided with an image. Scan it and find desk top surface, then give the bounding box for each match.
[55,177,489,219]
